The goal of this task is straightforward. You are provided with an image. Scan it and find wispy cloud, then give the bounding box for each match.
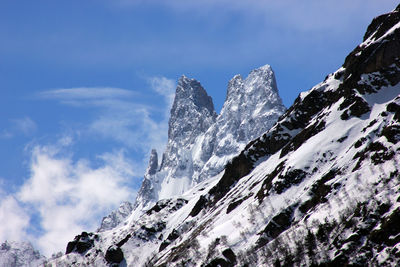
[110,0,397,33]
[149,76,176,108]
[12,117,37,136]
[39,87,135,100]
[0,117,37,139]
[38,78,175,157]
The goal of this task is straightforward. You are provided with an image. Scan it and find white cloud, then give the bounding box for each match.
[17,142,136,256]
[0,195,30,242]
[149,76,176,108]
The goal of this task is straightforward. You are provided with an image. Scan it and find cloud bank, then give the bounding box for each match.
[0,142,136,256]
[17,144,135,256]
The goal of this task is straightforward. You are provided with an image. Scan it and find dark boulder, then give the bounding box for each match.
[65,232,98,255]
[105,245,124,264]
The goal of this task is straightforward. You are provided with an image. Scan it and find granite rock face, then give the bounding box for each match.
[135,65,285,211]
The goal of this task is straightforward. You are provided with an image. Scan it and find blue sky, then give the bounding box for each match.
[0,0,398,256]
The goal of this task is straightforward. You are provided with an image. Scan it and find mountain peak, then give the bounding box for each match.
[223,64,283,117]
[174,75,215,114]
[168,76,216,142]
[245,64,278,94]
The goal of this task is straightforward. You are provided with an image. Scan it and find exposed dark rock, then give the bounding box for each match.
[116,234,131,248]
[387,102,400,113]
[222,248,236,264]
[280,120,326,157]
[273,169,308,194]
[205,258,232,267]
[105,245,124,264]
[146,201,169,215]
[256,162,285,200]
[342,15,400,94]
[65,242,76,255]
[158,242,169,253]
[159,229,180,252]
[226,197,246,214]
[362,119,378,133]
[256,161,286,202]
[353,141,395,170]
[256,205,296,248]
[363,4,400,42]
[370,207,400,246]
[340,95,371,120]
[299,168,343,214]
[141,222,166,235]
[190,85,337,217]
[381,125,400,143]
[299,183,330,214]
[209,153,254,200]
[387,101,400,122]
[189,195,208,217]
[354,137,367,148]
[65,232,98,255]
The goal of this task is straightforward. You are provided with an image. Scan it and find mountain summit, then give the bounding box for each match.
[135,64,285,211]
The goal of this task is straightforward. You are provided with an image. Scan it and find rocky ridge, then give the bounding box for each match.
[0,241,45,267]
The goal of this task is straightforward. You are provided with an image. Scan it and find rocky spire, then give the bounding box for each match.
[167,75,216,145]
[145,149,158,177]
[136,76,217,208]
[193,64,286,183]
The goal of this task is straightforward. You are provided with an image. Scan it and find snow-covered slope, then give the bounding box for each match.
[98,201,134,232]
[134,65,285,213]
[0,241,45,267]
[47,4,400,267]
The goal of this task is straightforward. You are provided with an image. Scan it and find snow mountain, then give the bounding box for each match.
[46,4,400,266]
[98,202,134,232]
[135,65,285,212]
[0,241,45,267]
